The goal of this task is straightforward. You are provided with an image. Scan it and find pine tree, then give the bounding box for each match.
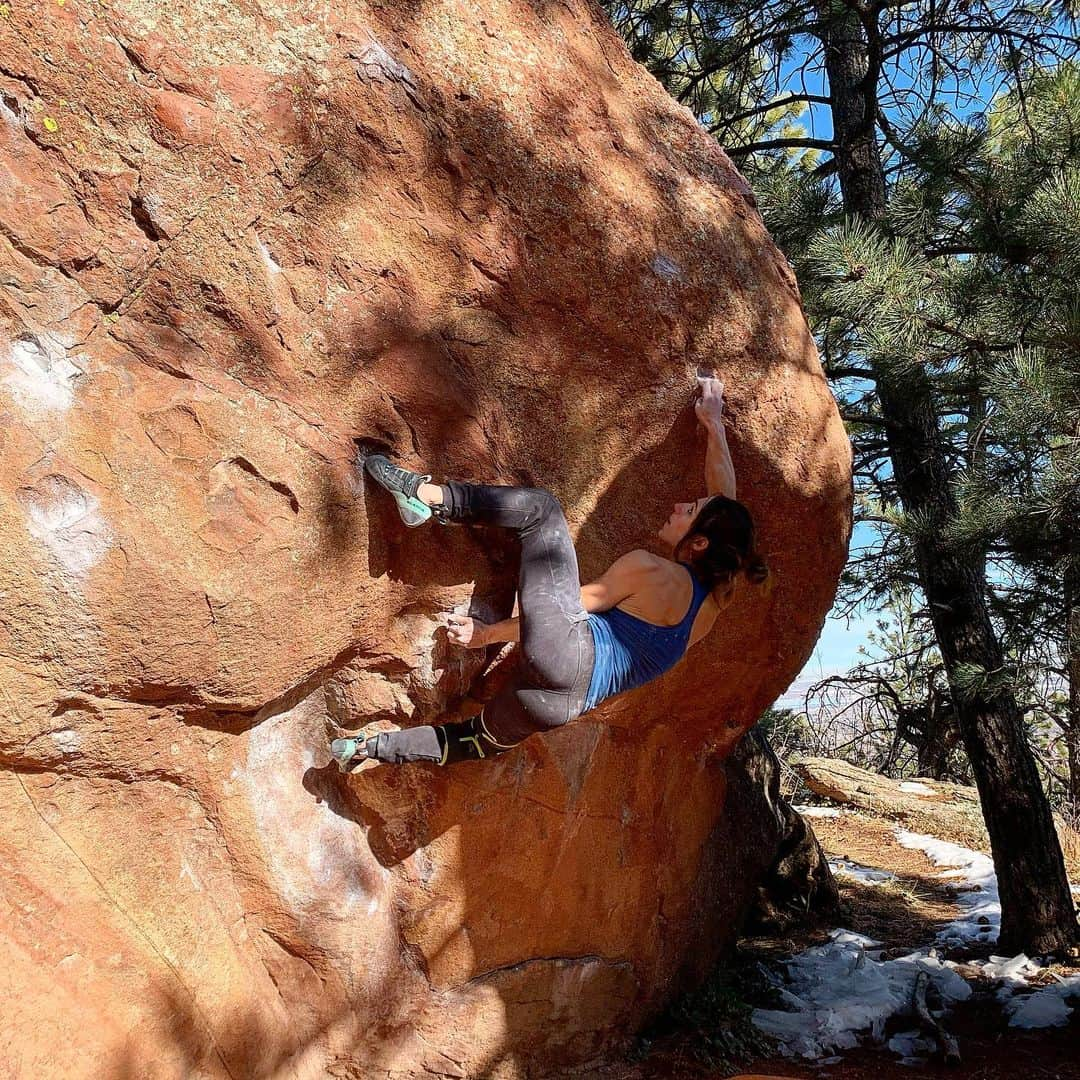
[944,67,1080,807]
[604,0,1080,952]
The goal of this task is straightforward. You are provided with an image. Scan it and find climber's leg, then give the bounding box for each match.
[361,458,594,751]
[334,714,517,769]
[365,459,590,676]
[434,482,596,743]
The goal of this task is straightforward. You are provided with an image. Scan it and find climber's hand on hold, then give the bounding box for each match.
[446,613,490,648]
[695,374,725,431]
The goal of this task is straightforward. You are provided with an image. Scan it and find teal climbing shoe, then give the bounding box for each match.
[331,737,373,772]
[362,452,432,527]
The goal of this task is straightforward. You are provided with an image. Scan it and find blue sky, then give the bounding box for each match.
[776,520,882,710]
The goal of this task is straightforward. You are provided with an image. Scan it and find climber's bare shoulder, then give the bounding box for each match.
[580,548,665,614]
[584,551,734,644]
[602,553,699,623]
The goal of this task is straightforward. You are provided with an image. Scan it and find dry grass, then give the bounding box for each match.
[808,812,964,950]
[1057,811,1080,883]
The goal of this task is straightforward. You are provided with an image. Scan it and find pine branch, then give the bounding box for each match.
[674,15,823,104]
[882,26,1079,64]
[828,364,877,378]
[842,412,892,428]
[811,156,840,178]
[711,92,833,130]
[727,136,837,156]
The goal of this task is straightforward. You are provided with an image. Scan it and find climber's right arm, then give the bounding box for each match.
[696,376,736,499]
[482,616,520,644]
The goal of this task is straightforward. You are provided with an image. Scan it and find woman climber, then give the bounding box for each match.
[330,376,769,770]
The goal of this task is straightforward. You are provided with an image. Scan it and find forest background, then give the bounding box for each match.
[600,0,1080,953]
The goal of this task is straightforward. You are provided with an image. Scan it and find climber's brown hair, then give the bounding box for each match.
[675,494,770,596]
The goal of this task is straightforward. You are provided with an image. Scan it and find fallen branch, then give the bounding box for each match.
[913,970,961,1066]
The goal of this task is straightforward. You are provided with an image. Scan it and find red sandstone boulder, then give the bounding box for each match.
[0,0,850,1075]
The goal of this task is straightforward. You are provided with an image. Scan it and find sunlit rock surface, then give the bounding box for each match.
[0,0,851,1075]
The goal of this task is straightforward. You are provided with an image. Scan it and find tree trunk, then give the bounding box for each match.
[817,2,1078,953]
[1065,527,1080,810]
[916,686,960,781]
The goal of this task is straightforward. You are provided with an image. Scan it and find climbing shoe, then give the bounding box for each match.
[331,736,376,772]
[362,452,432,527]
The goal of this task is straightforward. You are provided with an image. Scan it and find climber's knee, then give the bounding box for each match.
[508,486,560,530]
[513,683,576,734]
[528,487,559,516]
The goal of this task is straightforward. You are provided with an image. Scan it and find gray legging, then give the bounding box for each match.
[367,482,595,764]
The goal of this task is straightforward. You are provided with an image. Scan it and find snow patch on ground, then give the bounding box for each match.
[751,929,971,1059]
[886,1028,938,1065]
[894,828,999,946]
[828,858,897,887]
[1004,973,1080,1028]
[753,820,1080,1062]
[973,953,1080,1029]
[892,829,1080,1025]
[793,804,843,818]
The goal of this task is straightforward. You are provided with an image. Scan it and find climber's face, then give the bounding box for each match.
[658,497,709,549]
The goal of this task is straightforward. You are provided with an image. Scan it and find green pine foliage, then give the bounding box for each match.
[603,3,1080,803]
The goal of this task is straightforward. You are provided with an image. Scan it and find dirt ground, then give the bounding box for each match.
[585,809,1080,1080]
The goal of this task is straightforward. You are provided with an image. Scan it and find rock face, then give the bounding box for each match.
[0,1,850,1076]
[793,757,995,853]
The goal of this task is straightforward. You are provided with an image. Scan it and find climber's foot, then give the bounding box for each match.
[331,737,375,772]
[361,452,432,527]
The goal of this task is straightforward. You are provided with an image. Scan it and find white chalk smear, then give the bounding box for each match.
[50,729,81,754]
[0,95,22,129]
[19,475,113,578]
[245,698,377,916]
[651,253,683,282]
[257,237,282,275]
[179,856,203,893]
[353,39,417,88]
[3,335,84,413]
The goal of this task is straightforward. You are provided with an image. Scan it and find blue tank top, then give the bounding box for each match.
[582,562,711,713]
